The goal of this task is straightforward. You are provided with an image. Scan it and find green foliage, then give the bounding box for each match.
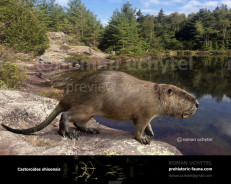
[0,80,9,89]
[148,49,163,59]
[176,6,231,50]
[37,0,66,32]
[106,54,120,60]
[1,0,231,57]
[67,0,103,47]
[0,0,49,54]
[0,62,27,89]
[136,5,231,52]
[64,54,91,66]
[100,3,145,57]
[0,0,102,53]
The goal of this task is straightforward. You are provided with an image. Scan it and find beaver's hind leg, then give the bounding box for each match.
[73,121,100,134]
[58,112,79,140]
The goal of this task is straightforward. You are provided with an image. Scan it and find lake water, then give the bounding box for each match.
[69,56,231,155]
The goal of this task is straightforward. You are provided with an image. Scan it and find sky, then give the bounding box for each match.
[55,0,231,26]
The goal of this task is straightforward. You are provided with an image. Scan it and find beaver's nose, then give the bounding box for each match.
[196,101,199,108]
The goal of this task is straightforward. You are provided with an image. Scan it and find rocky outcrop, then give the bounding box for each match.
[0,90,182,155]
[39,55,53,64]
[39,32,109,64]
[48,32,71,45]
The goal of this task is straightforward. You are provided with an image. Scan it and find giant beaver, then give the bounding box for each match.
[2,71,199,144]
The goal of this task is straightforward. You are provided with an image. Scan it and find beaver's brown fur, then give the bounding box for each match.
[2,71,199,144]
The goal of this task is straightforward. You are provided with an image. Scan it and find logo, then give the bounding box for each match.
[177,137,183,143]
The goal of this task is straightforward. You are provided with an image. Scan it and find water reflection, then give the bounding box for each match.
[94,56,231,155]
[117,56,231,102]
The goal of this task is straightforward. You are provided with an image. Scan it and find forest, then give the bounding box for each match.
[0,0,231,57]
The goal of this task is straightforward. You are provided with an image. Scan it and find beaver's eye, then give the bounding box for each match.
[185,96,189,100]
[167,89,173,95]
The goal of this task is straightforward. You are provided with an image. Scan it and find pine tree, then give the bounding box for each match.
[59,18,73,34]
[36,0,65,31]
[100,2,143,56]
[137,14,156,51]
[84,11,102,47]
[68,0,87,42]
[67,0,102,46]
[0,0,48,54]
[157,9,165,24]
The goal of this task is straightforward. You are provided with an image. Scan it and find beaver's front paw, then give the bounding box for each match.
[135,135,151,145]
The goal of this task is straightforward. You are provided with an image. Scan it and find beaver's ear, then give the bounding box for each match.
[153,84,160,93]
[153,84,161,100]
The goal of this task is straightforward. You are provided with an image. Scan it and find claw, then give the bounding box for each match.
[58,130,79,140]
[67,132,79,140]
[135,136,151,145]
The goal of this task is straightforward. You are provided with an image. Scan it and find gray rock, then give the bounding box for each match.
[39,55,52,64]
[0,90,182,155]
[16,53,29,58]
[48,32,71,45]
[60,43,71,50]
[48,44,61,52]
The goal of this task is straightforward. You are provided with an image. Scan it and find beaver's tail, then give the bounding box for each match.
[2,105,63,135]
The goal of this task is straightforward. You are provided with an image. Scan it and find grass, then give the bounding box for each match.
[0,62,27,89]
[0,45,17,61]
[149,49,163,59]
[171,50,231,56]
[38,87,64,100]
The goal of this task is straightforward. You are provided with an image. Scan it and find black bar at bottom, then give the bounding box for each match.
[0,156,230,184]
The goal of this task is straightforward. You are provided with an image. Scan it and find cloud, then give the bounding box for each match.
[142,0,167,7]
[141,9,173,15]
[141,0,186,8]
[141,9,159,15]
[180,0,201,11]
[172,0,184,2]
[55,0,68,7]
[101,19,109,26]
[140,0,228,17]
[221,0,231,7]
[204,1,219,7]
[179,0,219,15]
[108,0,123,3]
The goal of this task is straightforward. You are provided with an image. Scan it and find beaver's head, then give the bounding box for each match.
[156,84,199,119]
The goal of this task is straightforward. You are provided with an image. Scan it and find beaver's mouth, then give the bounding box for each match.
[180,107,197,119]
[181,113,190,119]
[176,113,190,119]
[174,104,198,119]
